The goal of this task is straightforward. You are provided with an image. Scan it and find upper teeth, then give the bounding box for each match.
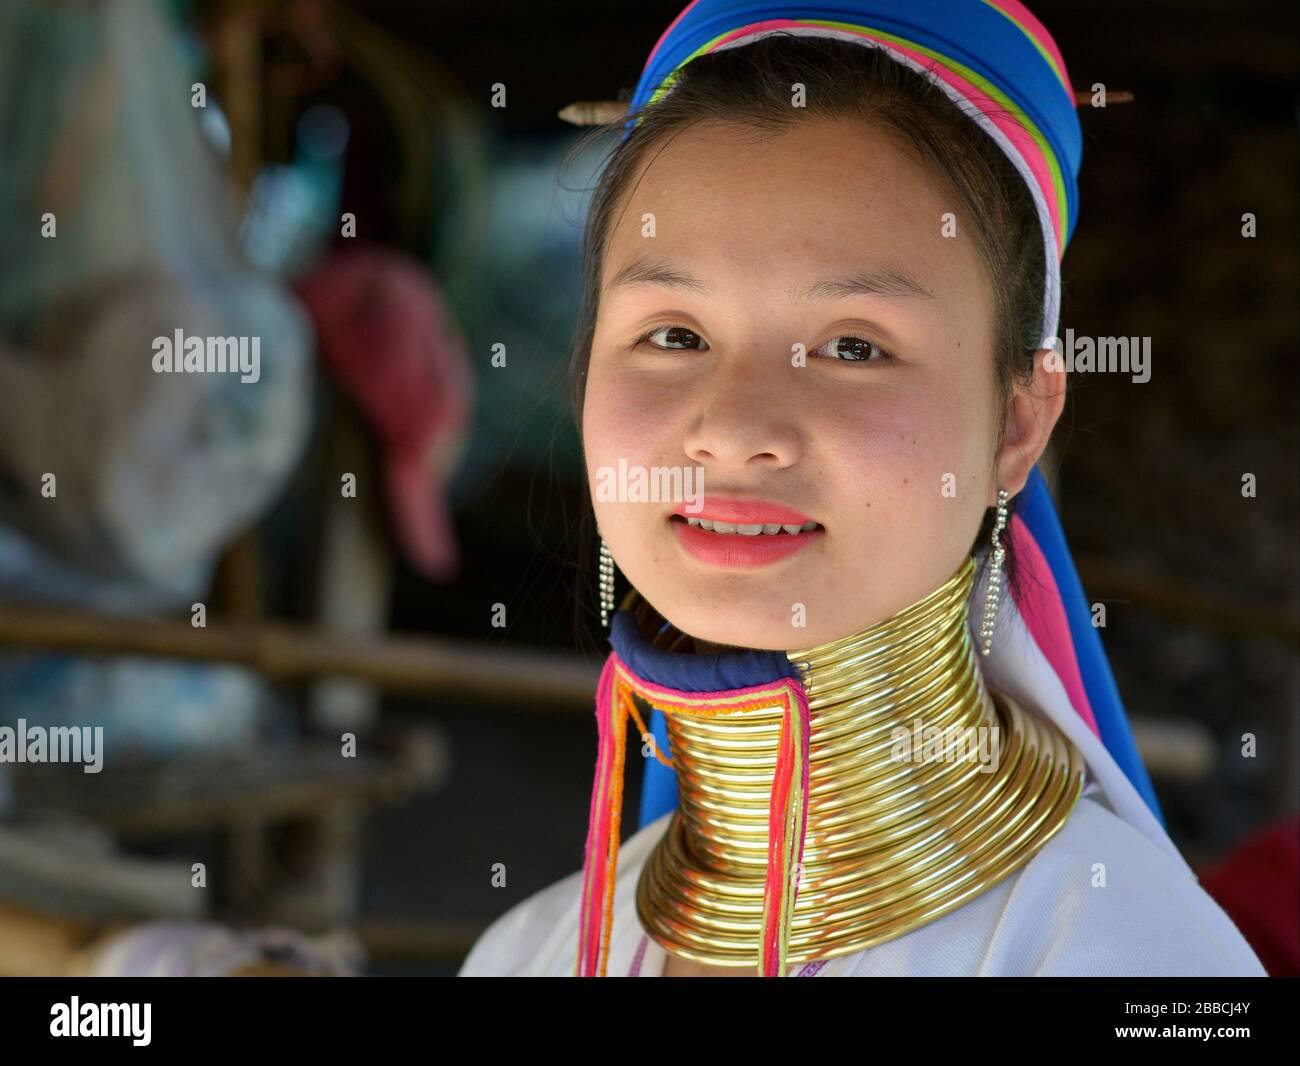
[685,518,818,535]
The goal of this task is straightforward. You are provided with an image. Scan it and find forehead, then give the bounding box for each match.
[601,116,988,309]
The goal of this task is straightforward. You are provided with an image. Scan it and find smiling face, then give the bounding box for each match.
[582,115,1027,650]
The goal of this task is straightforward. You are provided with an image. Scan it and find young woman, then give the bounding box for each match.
[458,0,1267,977]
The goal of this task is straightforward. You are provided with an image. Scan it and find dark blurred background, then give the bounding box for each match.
[0,0,1295,976]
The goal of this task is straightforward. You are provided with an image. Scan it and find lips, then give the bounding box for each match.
[675,496,817,527]
[670,496,824,569]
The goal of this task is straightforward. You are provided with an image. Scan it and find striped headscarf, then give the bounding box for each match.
[577,0,1176,978]
[626,0,1079,347]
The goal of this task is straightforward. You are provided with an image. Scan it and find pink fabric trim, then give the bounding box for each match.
[612,658,799,707]
[1008,514,1100,739]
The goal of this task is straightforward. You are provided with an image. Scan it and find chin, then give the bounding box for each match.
[689,620,795,651]
[650,592,824,652]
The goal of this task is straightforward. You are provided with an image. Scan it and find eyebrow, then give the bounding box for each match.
[603,255,935,301]
[605,256,711,295]
[801,267,935,302]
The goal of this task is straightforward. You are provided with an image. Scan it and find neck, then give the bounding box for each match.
[613,556,1084,970]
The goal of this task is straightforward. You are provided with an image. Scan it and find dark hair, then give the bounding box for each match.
[566,34,1054,640]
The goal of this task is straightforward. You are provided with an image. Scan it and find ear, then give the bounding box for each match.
[992,346,1066,504]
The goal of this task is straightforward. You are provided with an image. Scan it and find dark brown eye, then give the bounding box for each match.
[815,335,890,362]
[641,325,707,351]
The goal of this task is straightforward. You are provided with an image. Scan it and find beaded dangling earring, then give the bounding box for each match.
[979,489,1010,656]
[598,539,616,628]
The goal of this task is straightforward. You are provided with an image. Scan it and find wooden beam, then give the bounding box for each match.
[0,607,599,709]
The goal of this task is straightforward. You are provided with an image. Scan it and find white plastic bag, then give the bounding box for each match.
[0,0,313,604]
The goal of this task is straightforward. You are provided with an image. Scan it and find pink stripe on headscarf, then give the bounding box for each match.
[645,2,1073,101]
[643,0,705,73]
[1008,513,1100,739]
[709,19,1064,252]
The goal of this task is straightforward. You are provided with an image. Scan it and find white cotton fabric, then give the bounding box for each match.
[458,777,1265,977]
[974,554,1194,875]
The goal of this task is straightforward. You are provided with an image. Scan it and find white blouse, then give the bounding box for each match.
[458,778,1266,977]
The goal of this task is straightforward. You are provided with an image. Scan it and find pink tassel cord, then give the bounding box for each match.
[575,656,622,977]
[759,677,812,975]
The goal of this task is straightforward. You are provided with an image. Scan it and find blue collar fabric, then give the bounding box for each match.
[609,606,801,693]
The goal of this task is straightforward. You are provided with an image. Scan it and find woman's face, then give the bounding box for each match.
[584,116,1049,650]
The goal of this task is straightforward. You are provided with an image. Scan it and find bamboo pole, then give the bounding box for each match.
[0,607,600,709]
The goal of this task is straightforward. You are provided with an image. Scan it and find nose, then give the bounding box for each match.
[681,354,803,472]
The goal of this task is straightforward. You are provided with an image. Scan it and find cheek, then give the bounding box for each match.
[583,355,685,474]
[816,376,990,532]
[582,358,685,555]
